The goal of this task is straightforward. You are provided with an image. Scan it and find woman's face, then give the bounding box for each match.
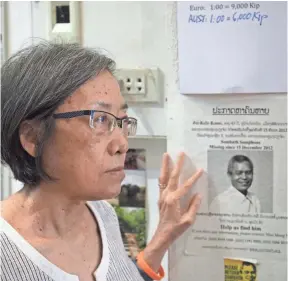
[42,70,129,200]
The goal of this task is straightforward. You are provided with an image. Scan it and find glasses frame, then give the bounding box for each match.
[53,110,137,136]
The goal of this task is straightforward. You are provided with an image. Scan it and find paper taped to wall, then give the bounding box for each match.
[177,1,287,94]
[181,94,287,260]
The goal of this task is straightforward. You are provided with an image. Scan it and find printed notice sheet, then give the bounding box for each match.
[177,1,287,94]
[182,95,287,261]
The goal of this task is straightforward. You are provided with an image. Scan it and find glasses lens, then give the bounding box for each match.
[91,111,137,136]
[92,112,115,133]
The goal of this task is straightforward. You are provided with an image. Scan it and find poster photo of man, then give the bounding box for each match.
[208,150,273,214]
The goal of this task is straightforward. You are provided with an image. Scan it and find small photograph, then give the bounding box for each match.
[106,149,147,208]
[118,170,146,208]
[113,206,146,259]
[124,149,146,170]
[208,150,273,214]
[106,148,148,259]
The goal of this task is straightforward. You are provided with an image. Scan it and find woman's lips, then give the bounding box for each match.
[106,166,124,172]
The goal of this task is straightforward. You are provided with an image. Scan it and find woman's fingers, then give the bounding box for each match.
[188,194,202,216]
[168,152,186,191]
[181,194,202,225]
[175,169,203,199]
[158,153,170,195]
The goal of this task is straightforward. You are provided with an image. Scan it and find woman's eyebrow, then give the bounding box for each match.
[92,101,128,111]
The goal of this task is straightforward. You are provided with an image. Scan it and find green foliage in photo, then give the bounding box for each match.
[114,205,147,249]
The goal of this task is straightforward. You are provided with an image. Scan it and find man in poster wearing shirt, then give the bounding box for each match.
[209,155,261,214]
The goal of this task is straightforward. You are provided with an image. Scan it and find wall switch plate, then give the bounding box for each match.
[48,1,81,43]
[116,68,162,105]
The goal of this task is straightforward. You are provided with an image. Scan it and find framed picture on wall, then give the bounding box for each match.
[106,149,147,259]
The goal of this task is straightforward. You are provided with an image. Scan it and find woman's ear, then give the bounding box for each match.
[19,120,40,157]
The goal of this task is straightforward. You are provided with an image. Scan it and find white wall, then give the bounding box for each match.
[82,1,167,137]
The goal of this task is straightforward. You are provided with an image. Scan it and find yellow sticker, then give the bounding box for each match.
[224,258,257,281]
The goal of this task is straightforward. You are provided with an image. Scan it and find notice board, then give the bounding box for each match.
[168,94,287,281]
[177,1,287,94]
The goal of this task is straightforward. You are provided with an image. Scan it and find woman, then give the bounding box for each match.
[0,42,203,281]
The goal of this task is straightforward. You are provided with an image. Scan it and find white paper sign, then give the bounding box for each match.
[179,94,287,261]
[177,1,287,94]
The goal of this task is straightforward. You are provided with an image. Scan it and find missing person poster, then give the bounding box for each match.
[224,258,257,281]
[181,95,287,261]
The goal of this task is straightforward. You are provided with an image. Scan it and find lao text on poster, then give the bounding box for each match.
[182,96,287,261]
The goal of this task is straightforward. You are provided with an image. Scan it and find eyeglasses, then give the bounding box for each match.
[53,110,137,136]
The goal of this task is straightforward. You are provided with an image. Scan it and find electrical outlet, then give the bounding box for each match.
[116,68,162,105]
[117,69,146,95]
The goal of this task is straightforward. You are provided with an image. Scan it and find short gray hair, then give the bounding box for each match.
[1,41,116,186]
[227,155,253,175]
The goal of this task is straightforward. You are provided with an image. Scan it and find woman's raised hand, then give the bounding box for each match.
[155,152,203,243]
[142,152,203,272]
